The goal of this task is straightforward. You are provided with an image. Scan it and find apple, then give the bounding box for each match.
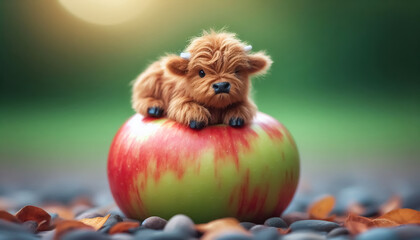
[107,112,299,223]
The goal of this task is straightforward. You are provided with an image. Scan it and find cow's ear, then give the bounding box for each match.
[246,52,272,75]
[166,56,189,76]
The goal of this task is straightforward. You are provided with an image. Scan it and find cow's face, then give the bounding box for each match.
[166,32,272,108]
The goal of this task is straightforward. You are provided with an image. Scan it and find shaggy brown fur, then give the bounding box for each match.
[132,30,272,129]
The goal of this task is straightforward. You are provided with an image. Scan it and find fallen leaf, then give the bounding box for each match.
[308,195,335,220]
[344,213,372,235]
[15,205,51,231]
[196,218,245,232]
[79,214,110,231]
[109,222,140,234]
[43,205,75,220]
[0,210,20,223]
[54,220,94,240]
[370,218,399,228]
[377,208,420,224]
[379,196,402,215]
[196,218,250,240]
[278,228,290,235]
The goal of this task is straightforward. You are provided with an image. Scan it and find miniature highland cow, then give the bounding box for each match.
[132,30,272,129]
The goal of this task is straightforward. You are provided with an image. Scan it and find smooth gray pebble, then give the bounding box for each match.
[0,230,39,240]
[21,220,38,233]
[137,230,186,240]
[62,229,110,240]
[290,220,339,233]
[328,236,350,240]
[134,229,160,239]
[253,227,280,240]
[111,233,134,240]
[215,232,253,240]
[0,219,30,233]
[239,222,256,230]
[283,231,327,240]
[75,210,103,220]
[250,224,271,233]
[142,216,167,230]
[393,224,420,239]
[355,228,399,240]
[327,227,349,238]
[163,214,196,237]
[264,217,288,228]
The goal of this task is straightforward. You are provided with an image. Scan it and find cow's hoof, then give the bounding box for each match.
[229,117,245,128]
[189,121,205,130]
[147,107,163,117]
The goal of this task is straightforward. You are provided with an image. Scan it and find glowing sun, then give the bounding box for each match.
[59,0,148,25]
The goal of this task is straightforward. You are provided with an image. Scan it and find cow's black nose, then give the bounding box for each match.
[212,82,231,94]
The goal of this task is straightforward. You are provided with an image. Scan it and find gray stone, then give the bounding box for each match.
[22,220,38,233]
[142,216,167,230]
[283,231,326,240]
[135,230,186,240]
[239,222,255,230]
[328,237,350,240]
[163,214,196,237]
[0,231,39,240]
[62,230,110,240]
[355,228,399,240]
[327,227,349,238]
[393,224,420,239]
[290,220,339,233]
[111,233,134,240]
[250,225,271,233]
[215,232,253,240]
[0,219,30,233]
[281,213,309,226]
[264,217,288,228]
[253,227,280,240]
[37,229,55,240]
[75,210,103,220]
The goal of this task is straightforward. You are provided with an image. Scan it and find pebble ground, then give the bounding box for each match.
[0,178,419,240]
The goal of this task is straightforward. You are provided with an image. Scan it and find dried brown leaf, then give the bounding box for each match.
[79,214,110,231]
[344,213,372,235]
[196,218,250,240]
[377,208,420,224]
[278,228,290,235]
[43,205,75,220]
[370,218,399,228]
[379,195,402,215]
[308,195,335,220]
[0,210,20,223]
[109,222,140,234]
[54,220,94,240]
[15,205,51,231]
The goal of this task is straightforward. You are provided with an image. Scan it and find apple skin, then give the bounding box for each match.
[107,112,299,223]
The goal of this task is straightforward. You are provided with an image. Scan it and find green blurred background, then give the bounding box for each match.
[1,0,419,187]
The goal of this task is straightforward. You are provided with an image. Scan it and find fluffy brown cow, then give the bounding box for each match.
[132,30,272,129]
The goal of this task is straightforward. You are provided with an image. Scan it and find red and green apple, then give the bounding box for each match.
[107,112,299,223]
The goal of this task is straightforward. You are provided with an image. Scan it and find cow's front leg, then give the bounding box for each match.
[133,97,165,118]
[167,97,211,130]
[222,100,257,128]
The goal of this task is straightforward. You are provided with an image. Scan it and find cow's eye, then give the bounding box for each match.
[198,69,206,78]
